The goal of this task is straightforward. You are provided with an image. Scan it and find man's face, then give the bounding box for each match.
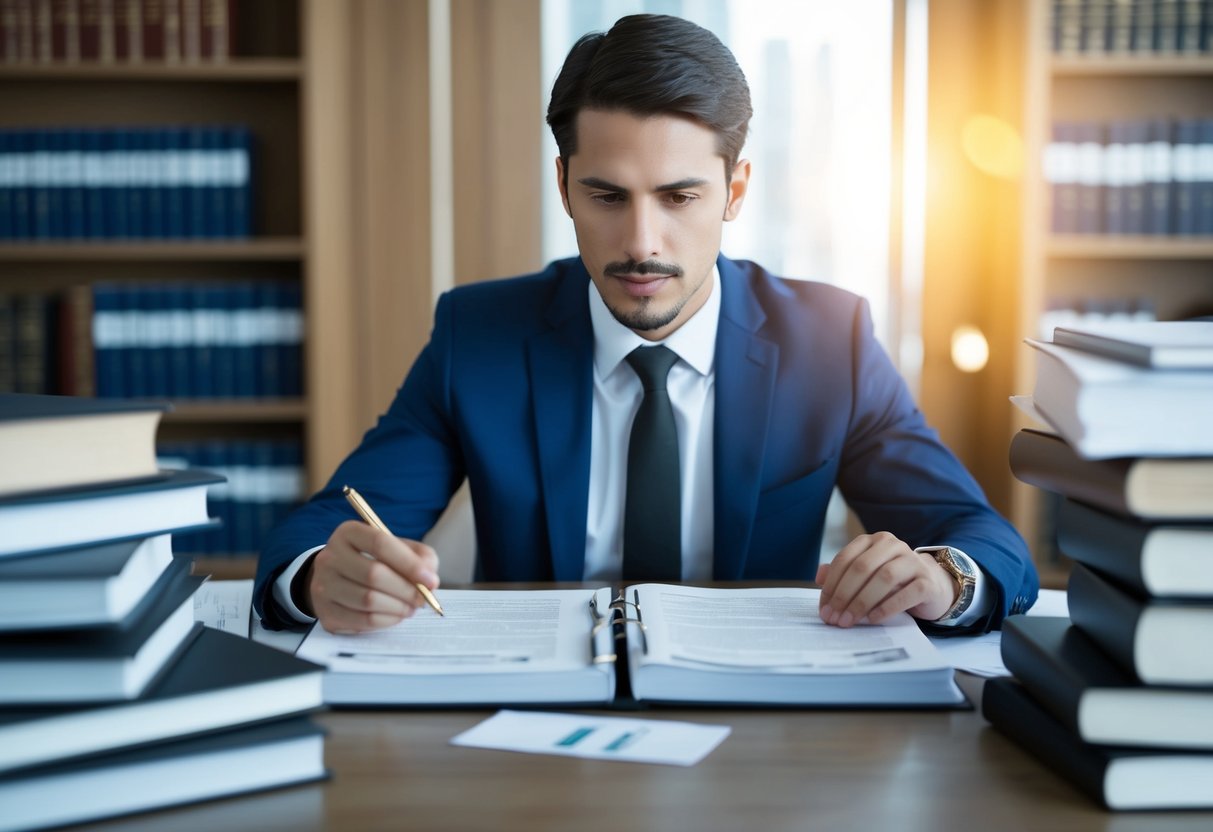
[557,109,750,342]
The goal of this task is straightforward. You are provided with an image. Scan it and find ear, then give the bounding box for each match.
[555,156,573,218]
[723,158,751,222]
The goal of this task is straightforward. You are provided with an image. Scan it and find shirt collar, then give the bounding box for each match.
[588,264,720,380]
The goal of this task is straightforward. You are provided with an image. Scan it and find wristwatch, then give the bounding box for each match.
[928,547,976,622]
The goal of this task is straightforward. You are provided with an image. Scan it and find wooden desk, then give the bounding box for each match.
[73,705,1212,832]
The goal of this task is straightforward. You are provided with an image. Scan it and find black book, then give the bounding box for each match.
[0,532,177,631]
[983,677,1213,811]
[0,559,203,704]
[0,717,327,832]
[0,627,325,774]
[1068,563,1213,686]
[0,467,222,559]
[1001,616,1213,749]
[0,393,167,498]
[1057,499,1213,598]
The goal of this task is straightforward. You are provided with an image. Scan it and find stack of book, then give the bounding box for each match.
[0,393,326,831]
[990,320,1213,810]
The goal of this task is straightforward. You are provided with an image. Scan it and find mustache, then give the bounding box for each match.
[604,259,684,278]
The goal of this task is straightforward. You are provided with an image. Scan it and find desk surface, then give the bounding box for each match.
[74,705,1212,832]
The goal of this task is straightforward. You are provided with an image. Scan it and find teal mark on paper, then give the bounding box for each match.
[604,729,647,752]
[556,727,596,747]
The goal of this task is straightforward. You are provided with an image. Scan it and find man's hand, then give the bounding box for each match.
[302,520,441,634]
[815,532,957,627]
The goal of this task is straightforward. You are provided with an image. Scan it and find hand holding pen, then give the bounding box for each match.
[300,486,444,633]
[343,486,444,616]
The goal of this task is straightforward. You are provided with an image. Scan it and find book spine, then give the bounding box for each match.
[1198,118,1213,236]
[0,131,12,240]
[1103,121,1127,234]
[140,0,162,60]
[1067,564,1145,681]
[999,619,1086,736]
[82,127,105,237]
[33,0,49,62]
[165,281,190,397]
[1076,122,1104,233]
[1122,120,1148,234]
[51,0,79,61]
[63,126,85,239]
[91,282,122,396]
[1174,118,1201,235]
[1046,123,1080,234]
[982,677,1111,808]
[230,281,256,397]
[1009,431,1133,516]
[1057,499,1151,594]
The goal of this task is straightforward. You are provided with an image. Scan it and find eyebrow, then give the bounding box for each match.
[576,176,712,193]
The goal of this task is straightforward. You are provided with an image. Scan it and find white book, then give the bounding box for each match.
[1053,321,1213,369]
[1024,339,1213,459]
[296,585,964,708]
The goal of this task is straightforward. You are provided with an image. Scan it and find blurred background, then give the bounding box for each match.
[1,0,1209,586]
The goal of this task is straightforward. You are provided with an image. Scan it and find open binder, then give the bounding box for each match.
[295,585,965,708]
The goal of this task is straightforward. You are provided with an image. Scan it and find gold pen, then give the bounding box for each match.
[342,485,445,617]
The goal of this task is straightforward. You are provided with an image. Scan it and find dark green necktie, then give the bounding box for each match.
[623,345,681,582]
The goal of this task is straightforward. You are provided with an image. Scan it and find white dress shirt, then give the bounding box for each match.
[274,266,989,626]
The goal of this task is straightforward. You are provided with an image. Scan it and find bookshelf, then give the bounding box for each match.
[1014,0,1213,588]
[0,0,309,567]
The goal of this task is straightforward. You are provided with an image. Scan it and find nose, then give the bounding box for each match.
[621,200,661,264]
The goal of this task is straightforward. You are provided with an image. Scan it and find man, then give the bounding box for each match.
[254,14,1038,636]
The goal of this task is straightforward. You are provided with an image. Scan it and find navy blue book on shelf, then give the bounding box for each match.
[0,124,255,241]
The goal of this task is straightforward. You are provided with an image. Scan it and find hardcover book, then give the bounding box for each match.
[1052,320,1213,369]
[0,626,325,774]
[1057,499,1213,597]
[1001,616,1213,749]
[1068,563,1213,686]
[0,393,166,498]
[0,561,203,703]
[0,717,327,832]
[0,466,221,558]
[1009,428,1213,519]
[1023,338,1213,458]
[983,677,1213,811]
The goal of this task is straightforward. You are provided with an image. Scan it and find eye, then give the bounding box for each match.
[666,193,697,206]
[590,192,625,206]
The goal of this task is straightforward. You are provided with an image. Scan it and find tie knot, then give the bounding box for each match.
[626,345,679,392]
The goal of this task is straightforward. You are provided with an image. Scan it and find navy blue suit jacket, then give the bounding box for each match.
[254,256,1037,631]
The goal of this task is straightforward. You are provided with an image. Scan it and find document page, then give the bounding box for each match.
[297,588,610,676]
[630,585,949,674]
[451,710,731,766]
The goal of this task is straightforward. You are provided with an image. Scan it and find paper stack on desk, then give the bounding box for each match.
[0,394,327,832]
[994,322,1213,811]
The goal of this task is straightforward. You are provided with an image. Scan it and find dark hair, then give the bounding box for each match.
[546,14,752,186]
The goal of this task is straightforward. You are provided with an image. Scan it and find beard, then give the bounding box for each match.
[601,258,694,332]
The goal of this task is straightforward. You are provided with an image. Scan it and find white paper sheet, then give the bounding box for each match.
[450,710,730,766]
[928,588,1070,677]
[192,578,306,653]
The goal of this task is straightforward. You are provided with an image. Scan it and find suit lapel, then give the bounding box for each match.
[713,257,779,579]
[528,262,594,581]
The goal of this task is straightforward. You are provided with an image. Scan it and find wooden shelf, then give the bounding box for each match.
[1047,236,1213,259]
[0,59,302,82]
[1051,55,1213,76]
[164,400,308,423]
[0,238,305,261]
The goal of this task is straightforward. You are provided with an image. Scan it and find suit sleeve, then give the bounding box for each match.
[834,298,1038,633]
[252,293,467,629]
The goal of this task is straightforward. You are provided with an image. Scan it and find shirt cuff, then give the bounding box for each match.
[914,546,991,628]
[271,545,325,625]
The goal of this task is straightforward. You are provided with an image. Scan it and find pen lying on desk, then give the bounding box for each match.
[342,485,445,617]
